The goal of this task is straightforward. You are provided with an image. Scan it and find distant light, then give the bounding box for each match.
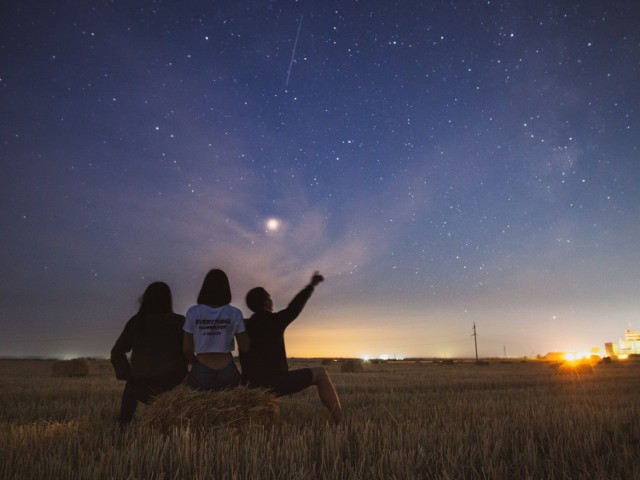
[362,355,370,362]
[618,354,629,360]
[564,351,602,363]
[60,353,79,360]
[265,218,280,232]
[380,354,389,361]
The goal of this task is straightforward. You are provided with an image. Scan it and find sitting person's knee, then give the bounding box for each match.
[311,367,329,383]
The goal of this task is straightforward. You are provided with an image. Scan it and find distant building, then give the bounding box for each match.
[618,330,640,355]
[604,342,617,357]
[541,352,566,362]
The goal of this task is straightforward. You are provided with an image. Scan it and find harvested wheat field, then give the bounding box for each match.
[1,357,639,479]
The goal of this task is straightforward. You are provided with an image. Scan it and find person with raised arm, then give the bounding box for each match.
[240,271,342,423]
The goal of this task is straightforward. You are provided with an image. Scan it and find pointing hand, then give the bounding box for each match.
[310,271,324,287]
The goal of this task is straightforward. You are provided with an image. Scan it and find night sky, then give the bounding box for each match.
[1,1,639,359]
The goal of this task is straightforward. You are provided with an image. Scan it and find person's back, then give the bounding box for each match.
[111,282,187,425]
[240,283,314,382]
[182,269,250,391]
[112,312,187,381]
[128,312,186,378]
[242,310,288,380]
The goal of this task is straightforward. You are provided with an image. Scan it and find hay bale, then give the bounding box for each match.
[340,359,364,373]
[52,358,90,377]
[138,385,280,431]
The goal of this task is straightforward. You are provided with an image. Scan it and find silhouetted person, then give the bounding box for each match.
[183,269,250,390]
[111,282,187,425]
[240,272,342,423]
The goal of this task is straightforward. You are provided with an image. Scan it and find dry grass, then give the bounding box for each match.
[51,358,90,377]
[1,358,640,479]
[138,384,280,431]
[555,361,595,375]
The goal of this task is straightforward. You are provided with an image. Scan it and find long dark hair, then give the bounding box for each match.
[197,269,232,307]
[138,281,174,316]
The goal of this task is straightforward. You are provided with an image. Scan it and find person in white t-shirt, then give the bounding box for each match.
[183,269,250,390]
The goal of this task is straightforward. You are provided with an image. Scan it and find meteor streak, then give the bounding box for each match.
[285,15,303,87]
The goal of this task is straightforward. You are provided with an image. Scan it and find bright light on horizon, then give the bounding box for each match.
[357,353,406,361]
[564,351,602,362]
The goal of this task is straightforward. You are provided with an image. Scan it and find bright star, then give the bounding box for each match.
[265,218,280,232]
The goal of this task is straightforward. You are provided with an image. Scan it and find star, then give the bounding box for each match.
[265,218,281,233]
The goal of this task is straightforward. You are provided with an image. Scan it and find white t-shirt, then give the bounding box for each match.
[183,304,246,353]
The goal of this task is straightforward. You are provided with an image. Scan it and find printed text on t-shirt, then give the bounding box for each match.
[196,318,231,336]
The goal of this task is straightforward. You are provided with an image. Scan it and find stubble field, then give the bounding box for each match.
[1,358,639,479]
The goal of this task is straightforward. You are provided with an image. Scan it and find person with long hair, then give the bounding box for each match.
[111,281,187,425]
[183,269,249,390]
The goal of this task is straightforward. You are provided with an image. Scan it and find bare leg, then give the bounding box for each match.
[310,367,343,423]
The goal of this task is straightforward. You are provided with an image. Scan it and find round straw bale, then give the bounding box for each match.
[138,384,280,431]
[52,358,90,377]
[340,359,364,372]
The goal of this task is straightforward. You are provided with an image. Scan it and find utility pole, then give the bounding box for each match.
[472,322,479,362]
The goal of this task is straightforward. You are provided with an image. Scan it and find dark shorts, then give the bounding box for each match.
[187,360,241,391]
[248,368,314,397]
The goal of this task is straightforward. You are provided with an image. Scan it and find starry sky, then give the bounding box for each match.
[1,0,639,359]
